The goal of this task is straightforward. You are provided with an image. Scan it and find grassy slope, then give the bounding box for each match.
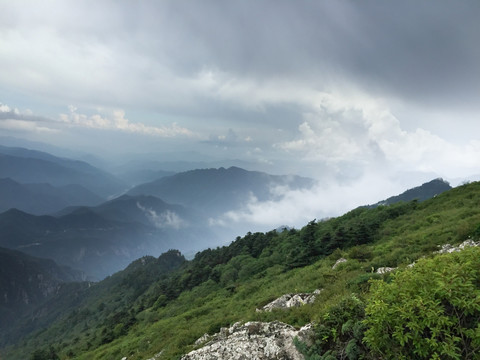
[4,182,480,360]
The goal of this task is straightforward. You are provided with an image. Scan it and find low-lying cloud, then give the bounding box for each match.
[210,170,450,235]
[136,202,186,230]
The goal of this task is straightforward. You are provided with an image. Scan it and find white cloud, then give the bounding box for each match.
[59,107,194,137]
[0,119,59,133]
[211,174,407,231]
[278,119,362,163]
[136,202,186,230]
[0,104,14,113]
[0,102,59,133]
[261,89,480,180]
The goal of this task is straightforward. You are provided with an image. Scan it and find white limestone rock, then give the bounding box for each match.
[181,321,311,360]
[194,333,211,346]
[376,267,396,274]
[256,290,321,312]
[436,239,480,254]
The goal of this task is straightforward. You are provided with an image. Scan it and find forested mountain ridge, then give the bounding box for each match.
[2,181,480,360]
[368,178,452,207]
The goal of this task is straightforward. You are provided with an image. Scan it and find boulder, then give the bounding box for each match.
[181,321,312,360]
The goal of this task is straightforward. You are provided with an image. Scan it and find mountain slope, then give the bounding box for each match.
[128,166,315,215]
[0,208,156,279]
[0,194,213,279]
[0,250,185,351]
[0,146,126,197]
[3,181,480,360]
[0,177,102,215]
[87,194,198,227]
[0,247,85,333]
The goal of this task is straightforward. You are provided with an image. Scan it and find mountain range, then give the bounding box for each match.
[0,194,206,280]
[0,179,478,360]
[0,146,319,279]
[0,145,454,280]
[0,177,102,215]
[128,166,316,215]
[0,145,126,198]
[1,143,470,359]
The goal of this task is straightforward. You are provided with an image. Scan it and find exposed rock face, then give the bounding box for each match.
[436,239,479,254]
[257,290,321,312]
[332,257,347,269]
[374,239,480,275]
[181,321,311,360]
[376,267,396,274]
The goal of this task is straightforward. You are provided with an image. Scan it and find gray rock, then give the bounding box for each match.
[195,333,211,345]
[257,290,321,312]
[376,267,396,274]
[436,239,480,254]
[181,321,311,360]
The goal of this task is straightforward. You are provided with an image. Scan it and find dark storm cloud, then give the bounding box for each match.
[113,0,480,110]
[2,1,479,112]
[336,1,480,108]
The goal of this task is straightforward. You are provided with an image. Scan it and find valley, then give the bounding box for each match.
[1,144,478,360]
[2,2,479,359]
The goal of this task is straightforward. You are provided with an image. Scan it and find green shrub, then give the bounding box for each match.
[297,294,368,360]
[364,247,480,359]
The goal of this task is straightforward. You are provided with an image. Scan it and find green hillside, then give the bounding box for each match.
[2,181,480,360]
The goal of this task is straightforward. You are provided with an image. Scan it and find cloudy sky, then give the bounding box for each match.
[1,1,480,229]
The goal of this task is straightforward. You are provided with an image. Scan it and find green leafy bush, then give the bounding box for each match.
[297,294,368,360]
[364,247,480,359]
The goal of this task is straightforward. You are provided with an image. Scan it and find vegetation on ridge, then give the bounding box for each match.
[1,182,480,359]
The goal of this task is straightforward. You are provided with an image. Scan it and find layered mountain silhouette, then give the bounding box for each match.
[0,177,102,215]
[0,194,212,279]
[0,146,126,198]
[128,166,316,215]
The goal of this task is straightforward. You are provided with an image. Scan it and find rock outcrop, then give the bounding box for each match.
[435,239,479,254]
[376,266,396,274]
[181,321,312,360]
[256,290,321,312]
[375,239,480,275]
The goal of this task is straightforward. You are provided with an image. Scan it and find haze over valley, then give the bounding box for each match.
[1,1,480,359]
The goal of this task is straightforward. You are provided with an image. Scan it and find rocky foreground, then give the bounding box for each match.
[180,321,312,360]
